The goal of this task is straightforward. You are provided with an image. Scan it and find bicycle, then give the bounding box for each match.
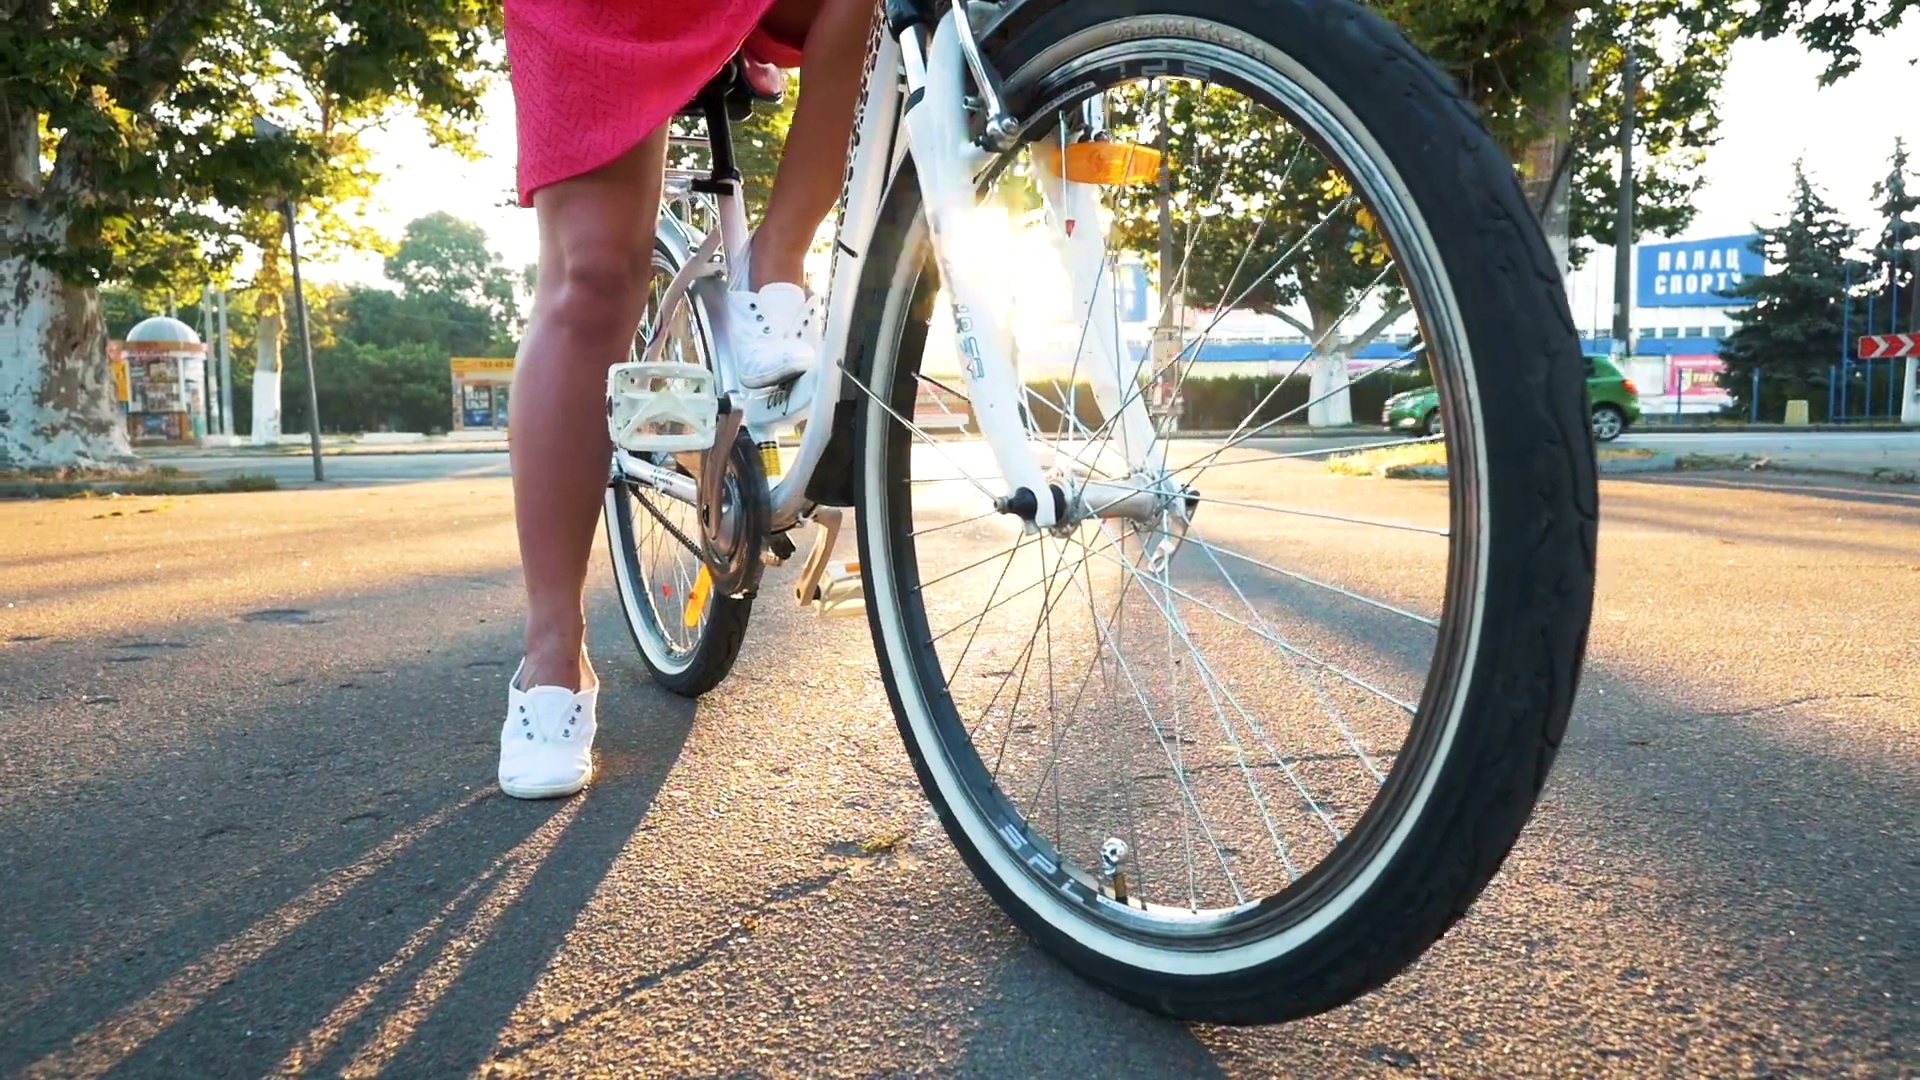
[603,0,1597,1025]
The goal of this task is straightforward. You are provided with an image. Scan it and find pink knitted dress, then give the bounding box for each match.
[504,0,805,207]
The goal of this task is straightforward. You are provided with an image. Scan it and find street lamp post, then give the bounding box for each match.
[1611,38,1636,359]
[253,116,324,481]
[279,198,324,481]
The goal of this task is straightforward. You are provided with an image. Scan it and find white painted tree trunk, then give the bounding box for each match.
[251,312,283,446]
[1308,348,1355,428]
[0,243,133,469]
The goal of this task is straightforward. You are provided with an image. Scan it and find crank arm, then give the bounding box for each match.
[700,395,745,545]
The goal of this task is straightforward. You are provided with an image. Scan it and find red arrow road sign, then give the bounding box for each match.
[1858,333,1920,359]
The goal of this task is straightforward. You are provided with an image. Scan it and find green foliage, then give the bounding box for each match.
[1102,83,1404,354]
[1746,0,1917,84]
[282,339,452,434]
[385,211,521,328]
[103,211,517,434]
[1567,1,1742,264]
[1367,0,1583,155]
[669,75,799,222]
[1,0,500,293]
[1865,138,1919,335]
[1717,163,1865,421]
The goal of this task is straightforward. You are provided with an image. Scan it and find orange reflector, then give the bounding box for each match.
[683,564,713,629]
[1052,141,1162,186]
[1622,379,1639,396]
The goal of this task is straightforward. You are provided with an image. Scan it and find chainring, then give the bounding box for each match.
[700,432,768,598]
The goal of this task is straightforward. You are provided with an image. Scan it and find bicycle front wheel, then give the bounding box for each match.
[848,0,1596,1024]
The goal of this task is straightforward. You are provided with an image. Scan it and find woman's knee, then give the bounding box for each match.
[528,130,668,337]
[549,237,650,321]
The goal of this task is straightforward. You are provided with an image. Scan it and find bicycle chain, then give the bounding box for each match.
[625,480,704,560]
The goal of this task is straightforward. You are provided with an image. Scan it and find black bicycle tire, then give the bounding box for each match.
[604,236,756,699]
[848,0,1596,1024]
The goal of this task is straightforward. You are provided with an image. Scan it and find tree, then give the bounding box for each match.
[385,211,520,331]
[1106,84,1403,428]
[1,1,497,468]
[1566,1,1743,265]
[1746,0,1917,84]
[1717,164,1863,421]
[359,211,523,355]
[1098,1,1754,425]
[1865,138,1919,336]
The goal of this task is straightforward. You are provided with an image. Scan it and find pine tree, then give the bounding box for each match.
[1718,163,1863,422]
[1866,138,1919,336]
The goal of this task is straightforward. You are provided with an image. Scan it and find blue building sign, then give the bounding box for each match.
[1636,235,1763,308]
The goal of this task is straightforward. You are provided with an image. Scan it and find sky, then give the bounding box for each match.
[311,22,1920,336]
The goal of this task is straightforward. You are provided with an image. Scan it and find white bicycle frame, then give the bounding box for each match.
[616,6,1166,536]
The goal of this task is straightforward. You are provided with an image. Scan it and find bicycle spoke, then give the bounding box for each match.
[1181,534,1439,628]
[908,508,1001,539]
[942,531,1036,689]
[1184,522,1389,786]
[1137,540,1303,876]
[1179,344,1426,477]
[1070,191,1358,456]
[840,365,1001,504]
[1190,433,1444,472]
[1181,494,1448,538]
[1072,533,1417,715]
[1082,520,1343,845]
[1057,521,1244,905]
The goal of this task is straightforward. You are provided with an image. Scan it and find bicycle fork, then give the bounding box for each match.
[901,11,1178,534]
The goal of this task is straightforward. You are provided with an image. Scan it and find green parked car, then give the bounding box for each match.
[1382,354,1644,441]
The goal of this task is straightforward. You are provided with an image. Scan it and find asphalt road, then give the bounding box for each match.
[1,465,1913,1077]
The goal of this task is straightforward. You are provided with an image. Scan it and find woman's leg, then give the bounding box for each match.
[749,0,873,288]
[512,129,670,692]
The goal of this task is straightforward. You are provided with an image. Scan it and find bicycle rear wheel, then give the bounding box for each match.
[606,232,754,698]
[848,0,1595,1024]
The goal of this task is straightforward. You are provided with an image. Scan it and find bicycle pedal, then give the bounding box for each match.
[810,565,864,615]
[607,361,718,454]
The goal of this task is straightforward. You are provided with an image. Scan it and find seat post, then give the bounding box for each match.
[690,73,754,280]
[699,94,740,190]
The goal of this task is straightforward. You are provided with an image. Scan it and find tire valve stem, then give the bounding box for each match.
[1101,838,1130,903]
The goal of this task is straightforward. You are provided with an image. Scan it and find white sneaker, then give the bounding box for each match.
[498,661,598,799]
[728,245,821,389]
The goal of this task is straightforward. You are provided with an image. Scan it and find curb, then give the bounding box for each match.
[1631,423,1916,434]
[1377,453,1679,480]
[0,475,278,499]
[139,443,510,460]
[1370,453,1915,485]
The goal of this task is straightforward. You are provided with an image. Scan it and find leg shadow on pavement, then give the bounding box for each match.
[0,569,698,1080]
